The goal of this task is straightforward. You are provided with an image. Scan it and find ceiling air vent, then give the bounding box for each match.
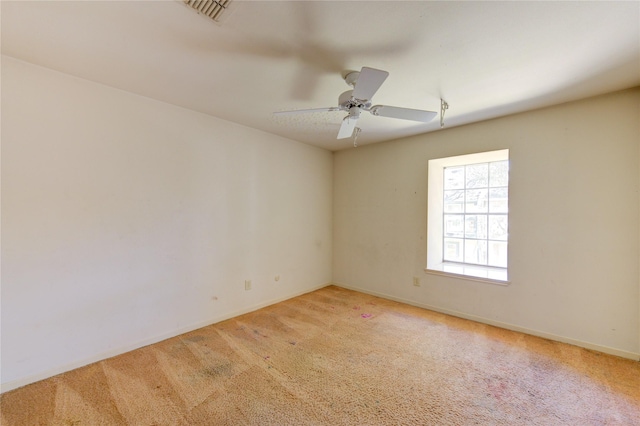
[184,0,232,22]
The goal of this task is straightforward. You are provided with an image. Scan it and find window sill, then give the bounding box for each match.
[425,263,510,286]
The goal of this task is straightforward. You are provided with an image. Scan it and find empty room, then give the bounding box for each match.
[1,1,639,424]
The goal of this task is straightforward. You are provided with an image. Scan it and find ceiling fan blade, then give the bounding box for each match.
[352,67,389,101]
[369,105,437,122]
[273,107,340,115]
[337,115,359,139]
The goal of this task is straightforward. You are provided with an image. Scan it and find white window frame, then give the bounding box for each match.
[426,149,510,284]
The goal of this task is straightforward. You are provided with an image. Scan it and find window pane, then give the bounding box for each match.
[465,189,488,213]
[488,241,508,267]
[490,161,509,187]
[489,187,508,213]
[465,163,488,188]
[464,239,487,265]
[444,190,464,213]
[465,215,487,239]
[444,215,464,238]
[443,238,464,262]
[488,215,508,241]
[431,151,509,278]
[444,166,464,190]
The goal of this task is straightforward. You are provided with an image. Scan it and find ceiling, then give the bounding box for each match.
[2,1,639,151]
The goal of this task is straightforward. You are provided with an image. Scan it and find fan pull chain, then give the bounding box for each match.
[353,127,362,147]
[440,99,449,128]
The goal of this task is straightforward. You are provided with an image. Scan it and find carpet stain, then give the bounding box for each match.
[199,362,234,378]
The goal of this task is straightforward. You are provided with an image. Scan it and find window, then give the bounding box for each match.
[427,150,509,283]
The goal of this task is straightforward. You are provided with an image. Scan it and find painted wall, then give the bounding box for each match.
[333,88,640,358]
[1,57,333,391]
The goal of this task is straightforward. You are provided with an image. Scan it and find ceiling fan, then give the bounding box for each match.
[274,66,438,139]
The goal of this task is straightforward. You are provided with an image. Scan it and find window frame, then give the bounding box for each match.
[426,149,510,284]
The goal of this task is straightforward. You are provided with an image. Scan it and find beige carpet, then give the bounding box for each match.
[2,285,639,425]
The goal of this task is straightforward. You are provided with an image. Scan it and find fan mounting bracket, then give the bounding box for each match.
[344,71,360,88]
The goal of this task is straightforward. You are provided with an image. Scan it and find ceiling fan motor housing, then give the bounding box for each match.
[339,90,371,112]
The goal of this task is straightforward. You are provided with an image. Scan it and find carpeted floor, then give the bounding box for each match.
[2,285,639,425]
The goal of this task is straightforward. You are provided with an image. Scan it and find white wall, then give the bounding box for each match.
[1,56,333,391]
[333,88,640,359]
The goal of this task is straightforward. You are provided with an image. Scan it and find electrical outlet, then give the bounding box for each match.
[275,274,280,282]
[245,280,252,291]
[413,277,420,287]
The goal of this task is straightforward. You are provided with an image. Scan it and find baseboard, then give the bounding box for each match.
[332,282,640,362]
[1,282,332,394]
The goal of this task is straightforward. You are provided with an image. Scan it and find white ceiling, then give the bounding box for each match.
[2,0,639,151]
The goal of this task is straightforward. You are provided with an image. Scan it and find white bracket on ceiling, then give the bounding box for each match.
[440,99,449,128]
[353,127,362,148]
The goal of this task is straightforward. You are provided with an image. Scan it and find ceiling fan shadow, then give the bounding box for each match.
[172,1,421,101]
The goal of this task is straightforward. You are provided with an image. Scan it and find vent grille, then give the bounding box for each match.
[184,0,232,22]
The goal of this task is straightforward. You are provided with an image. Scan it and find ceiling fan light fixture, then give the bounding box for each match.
[348,106,362,118]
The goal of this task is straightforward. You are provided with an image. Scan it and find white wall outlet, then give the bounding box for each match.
[245,280,252,291]
[413,277,420,287]
[275,274,280,282]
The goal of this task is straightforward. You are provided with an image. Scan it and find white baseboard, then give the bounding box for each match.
[1,283,331,394]
[332,282,640,362]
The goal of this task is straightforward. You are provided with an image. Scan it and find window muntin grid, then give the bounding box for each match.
[443,160,508,268]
